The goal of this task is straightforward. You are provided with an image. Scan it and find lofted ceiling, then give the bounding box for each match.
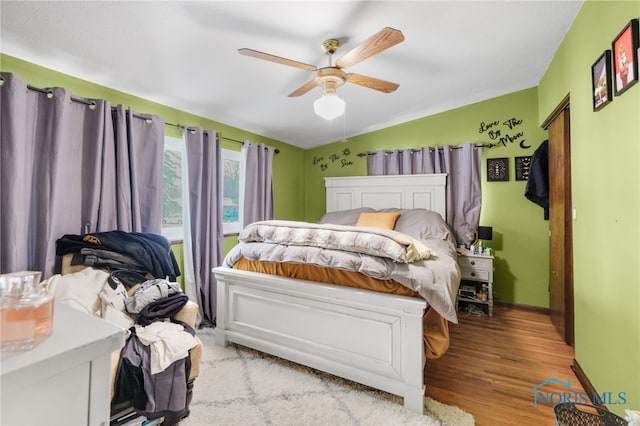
[1,1,583,149]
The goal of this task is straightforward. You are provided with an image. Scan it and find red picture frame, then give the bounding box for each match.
[612,18,639,95]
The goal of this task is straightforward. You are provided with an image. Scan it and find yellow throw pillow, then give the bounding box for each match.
[355,212,401,230]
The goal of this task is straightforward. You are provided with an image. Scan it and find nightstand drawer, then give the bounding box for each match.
[457,256,492,271]
[460,267,490,281]
[458,255,493,281]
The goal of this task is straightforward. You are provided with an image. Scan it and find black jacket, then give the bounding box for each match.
[56,231,180,280]
[525,140,549,220]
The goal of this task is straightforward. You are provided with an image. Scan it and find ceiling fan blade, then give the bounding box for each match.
[346,73,399,93]
[335,27,404,69]
[288,79,318,97]
[238,48,317,71]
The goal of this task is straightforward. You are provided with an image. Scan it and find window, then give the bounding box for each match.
[162,141,242,239]
[222,149,243,235]
[162,136,185,241]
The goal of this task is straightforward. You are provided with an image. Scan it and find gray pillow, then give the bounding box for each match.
[379,208,452,241]
[318,207,375,226]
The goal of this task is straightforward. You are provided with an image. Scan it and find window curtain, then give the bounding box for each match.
[112,105,164,233]
[184,128,223,327]
[176,134,197,324]
[242,142,274,226]
[0,72,164,276]
[367,144,482,244]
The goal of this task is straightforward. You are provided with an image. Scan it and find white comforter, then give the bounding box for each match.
[224,220,461,323]
[239,220,433,262]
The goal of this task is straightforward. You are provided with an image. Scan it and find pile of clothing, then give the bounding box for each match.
[54,232,196,425]
[56,230,181,281]
[109,272,198,425]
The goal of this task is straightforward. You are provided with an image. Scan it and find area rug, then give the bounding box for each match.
[180,330,474,426]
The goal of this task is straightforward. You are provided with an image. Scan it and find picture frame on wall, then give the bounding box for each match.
[612,18,639,95]
[591,50,612,111]
[515,156,532,181]
[487,158,509,182]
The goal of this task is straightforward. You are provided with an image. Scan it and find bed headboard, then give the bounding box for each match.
[324,174,447,219]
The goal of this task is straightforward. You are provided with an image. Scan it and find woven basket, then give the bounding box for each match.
[554,403,627,426]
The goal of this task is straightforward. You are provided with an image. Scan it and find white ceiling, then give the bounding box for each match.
[1,1,582,149]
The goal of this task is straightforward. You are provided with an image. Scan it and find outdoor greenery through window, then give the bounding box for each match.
[162,137,184,241]
[162,141,243,239]
[223,149,243,235]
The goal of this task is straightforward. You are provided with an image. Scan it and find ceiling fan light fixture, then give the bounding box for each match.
[240,28,404,120]
[314,92,345,120]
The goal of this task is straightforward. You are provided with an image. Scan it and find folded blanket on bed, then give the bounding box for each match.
[226,221,461,323]
[239,220,432,263]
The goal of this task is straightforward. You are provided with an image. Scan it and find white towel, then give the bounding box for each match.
[45,268,109,316]
[100,280,134,331]
[135,321,198,374]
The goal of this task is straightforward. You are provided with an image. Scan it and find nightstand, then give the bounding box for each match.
[456,252,494,317]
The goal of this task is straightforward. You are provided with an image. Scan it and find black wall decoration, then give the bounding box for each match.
[515,156,532,181]
[487,158,509,181]
[312,147,355,172]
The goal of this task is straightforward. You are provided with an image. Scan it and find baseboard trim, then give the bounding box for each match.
[494,302,550,315]
[572,359,606,408]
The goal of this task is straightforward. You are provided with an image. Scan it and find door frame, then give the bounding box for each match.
[542,94,574,346]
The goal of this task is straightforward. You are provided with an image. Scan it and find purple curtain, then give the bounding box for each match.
[112,105,164,233]
[0,72,164,276]
[184,128,223,327]
[242,142,274,226]
[367,144,482,244]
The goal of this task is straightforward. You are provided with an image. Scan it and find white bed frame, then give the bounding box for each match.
[213,174,447,414]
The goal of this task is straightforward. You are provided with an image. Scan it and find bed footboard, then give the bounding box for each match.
[213,266,427,414]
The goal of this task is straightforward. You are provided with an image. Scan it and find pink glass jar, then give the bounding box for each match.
[0,271,53,352]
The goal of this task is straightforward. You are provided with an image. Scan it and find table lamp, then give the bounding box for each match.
[477,226,493,255]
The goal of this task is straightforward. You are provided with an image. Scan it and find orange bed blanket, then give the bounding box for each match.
[232,257,450,359]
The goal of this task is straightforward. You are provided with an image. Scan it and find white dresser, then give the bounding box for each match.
[1,302,125,426]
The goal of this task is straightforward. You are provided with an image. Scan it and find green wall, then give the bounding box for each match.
[5,3,640,411]
[538,0,640,415]
[304,87,550,307]
[0,54,306,253]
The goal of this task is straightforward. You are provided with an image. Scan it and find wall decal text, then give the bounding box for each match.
[478,116,530,149]
[313,147,356,172]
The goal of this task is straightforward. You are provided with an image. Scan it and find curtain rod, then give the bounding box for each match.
[9,84,152,122]
[165,121,280,154]
[357,144,490,157]
[1,77,154,122]
[219,135,280,154]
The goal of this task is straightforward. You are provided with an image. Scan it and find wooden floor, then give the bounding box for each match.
[425,304,582,426]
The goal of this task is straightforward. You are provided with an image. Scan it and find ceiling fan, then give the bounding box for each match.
[238,27,405,120]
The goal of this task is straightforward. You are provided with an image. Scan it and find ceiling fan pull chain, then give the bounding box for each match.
[342,109,347,143]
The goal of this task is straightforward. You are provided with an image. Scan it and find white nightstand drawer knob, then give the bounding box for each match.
[470,272,476,277]
[470,261,476,266]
